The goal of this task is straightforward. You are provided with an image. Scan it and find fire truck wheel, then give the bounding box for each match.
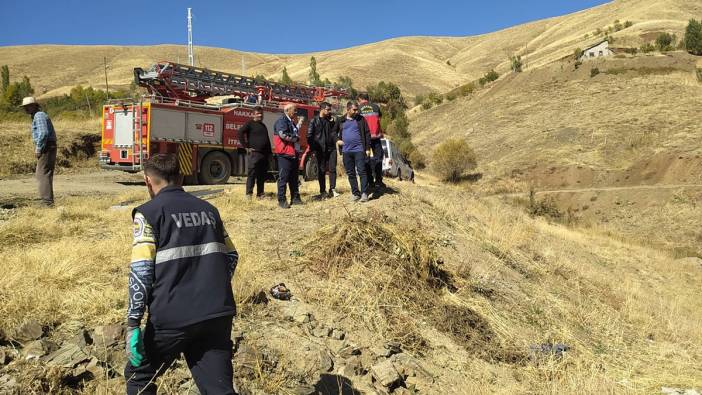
[304,155,318,181]
[198,151,232,185]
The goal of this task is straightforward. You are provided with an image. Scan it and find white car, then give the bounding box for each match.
[381,138,414,181]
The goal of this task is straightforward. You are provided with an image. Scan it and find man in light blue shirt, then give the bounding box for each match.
[22,97,57,206]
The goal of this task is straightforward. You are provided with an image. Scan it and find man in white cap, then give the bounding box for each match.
[21,97,57,206]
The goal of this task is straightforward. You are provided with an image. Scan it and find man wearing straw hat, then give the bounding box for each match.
[21,97,57,206]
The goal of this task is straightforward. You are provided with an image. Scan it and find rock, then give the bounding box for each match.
[662,388,701,395]
[85,357,106,378]
[370,359,402,388]
[92,324,124,349]
[340,355,365,377]
[13,320,44,342]
[371,347,392,358]
[294,312,312,324]
[23,339,58,360]
[0,349,9,365]
[318,350,334,373]
[336,342,361,359]
[390,353,433,381]
[331,329,345,340]
[67,329,92,348]
[44,343,90,368]
[312,327,332,338]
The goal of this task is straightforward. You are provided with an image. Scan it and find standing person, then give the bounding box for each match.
[338,102,371,202]
[273,103,303,209]
[21,97,57,207]
[124,154,239,395]
[306,102,339,199]
[240,106,272,199]
[357,93,385,190]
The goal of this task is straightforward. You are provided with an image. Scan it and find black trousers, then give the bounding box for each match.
[245,152,269,196]
[277,155,299,202]
[124,316,236,395]
[342,151,368,196]
[368,138,384,186]
[314,149,337,194]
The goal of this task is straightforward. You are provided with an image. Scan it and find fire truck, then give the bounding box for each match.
[98,61,348,184]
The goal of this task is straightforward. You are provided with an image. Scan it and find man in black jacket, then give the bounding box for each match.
[306,102,339,199]
[240,107,271,199]
[338,101,372,202]
[124,154,239,395]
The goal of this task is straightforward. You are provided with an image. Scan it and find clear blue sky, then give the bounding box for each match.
[0,0,610,53]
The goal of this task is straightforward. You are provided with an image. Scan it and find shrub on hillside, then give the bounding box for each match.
[656,32,675,51]
[640,42,655,53]
[446,92,457,101]
[459,82,476,96]
[478,70,499,86]
[685,19,702,55]
[408,149,426,170]
[573,48,584,61]
[510,55,523,72]
[624,21,633,28]
[432,139,477,183]
[697,68,702,82]
[590,67,600,78]
[414,94,425,107]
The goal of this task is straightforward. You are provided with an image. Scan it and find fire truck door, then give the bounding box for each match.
[114,109,135,148]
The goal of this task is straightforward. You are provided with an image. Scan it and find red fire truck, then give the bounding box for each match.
[99,61,348,184]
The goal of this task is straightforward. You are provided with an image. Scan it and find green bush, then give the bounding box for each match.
[590,67,600,78]
[421,101,433,110]
[656,32,675,51]
[574,48,584,61]
[414,94,425,107]
[510,55,523,72]
[446,92,457,101]
[459,82,476,96]
[427,91,443,105]
[640,43,656,53]
[432,139,477,183]
[478,70,499,86]
[624,21,633,28]
[685,19,702,55]
[614,20,623,32]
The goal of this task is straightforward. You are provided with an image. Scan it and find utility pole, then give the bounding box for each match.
[104,57,110,99]
[187,8,194,67]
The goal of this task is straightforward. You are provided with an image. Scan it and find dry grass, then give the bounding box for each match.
[0,178,699,393]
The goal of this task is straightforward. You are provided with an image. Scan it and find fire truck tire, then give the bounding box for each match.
[198,151,232,185]
[303,154,318,181]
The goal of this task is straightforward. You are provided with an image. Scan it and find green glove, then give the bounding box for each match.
[125,326,144,367]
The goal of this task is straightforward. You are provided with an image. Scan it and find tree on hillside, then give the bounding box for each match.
[656,32,675,51]
[280,67,293,85]
[684,19,702,56]
[1,65,9,93]
[334,75,358,98]
[254,74,267,84]
[3,75,34,107]
[510,55,523,72]
[308,56,321,86]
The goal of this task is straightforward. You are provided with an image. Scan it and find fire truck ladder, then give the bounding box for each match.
[134,61,348,104]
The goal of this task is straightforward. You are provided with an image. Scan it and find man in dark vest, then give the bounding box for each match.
[240,106,272,199]
[124,154,239,395]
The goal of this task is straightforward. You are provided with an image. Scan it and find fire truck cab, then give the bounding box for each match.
[98,61,344,185]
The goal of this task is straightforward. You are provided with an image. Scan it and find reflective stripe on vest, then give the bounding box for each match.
[155,242,230,265]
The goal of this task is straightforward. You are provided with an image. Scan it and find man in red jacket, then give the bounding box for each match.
[358,93,385,190]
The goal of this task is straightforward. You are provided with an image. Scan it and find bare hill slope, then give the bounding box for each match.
[0,0,698,98]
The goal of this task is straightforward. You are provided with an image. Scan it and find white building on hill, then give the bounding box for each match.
[580,40,613,61]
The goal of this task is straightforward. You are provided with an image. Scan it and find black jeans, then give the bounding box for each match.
[246,152,269,196]
[342,151,368,196]
[277,155,299,202]
[369,138,384,186]
[124,315,236,395]
[314,150,337,194]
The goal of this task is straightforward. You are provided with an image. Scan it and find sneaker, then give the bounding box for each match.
[360,193,369,203]
[329,189,340,198]
[350,194,361,203]
[278,201,290,209]
[291,196,303,205]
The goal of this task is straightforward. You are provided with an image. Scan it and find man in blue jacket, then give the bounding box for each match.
[124,154,239,395]
[21,97,57,206]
